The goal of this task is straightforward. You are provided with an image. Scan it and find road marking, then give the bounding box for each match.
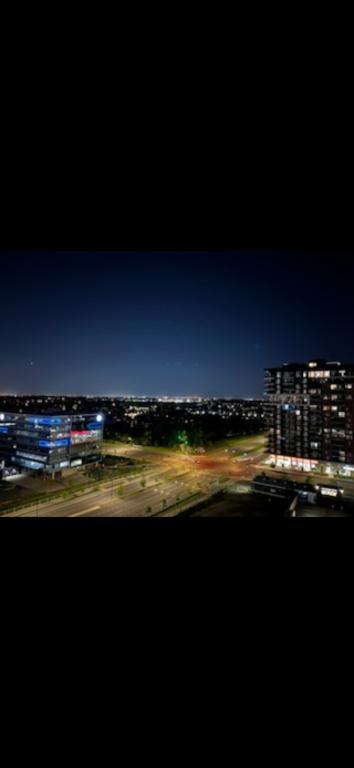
[70,505,101,517]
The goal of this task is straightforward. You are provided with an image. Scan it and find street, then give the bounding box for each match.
[6,436,266,517]
[6,466,214,517]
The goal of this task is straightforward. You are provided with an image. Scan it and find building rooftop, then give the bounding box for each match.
[266,360,354,372]
[0,412,103,419]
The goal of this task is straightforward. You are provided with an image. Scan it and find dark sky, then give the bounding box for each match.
[0,252,352,397]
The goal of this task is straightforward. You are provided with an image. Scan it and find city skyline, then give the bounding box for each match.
[0,390,268,400]
[1,251,353,397]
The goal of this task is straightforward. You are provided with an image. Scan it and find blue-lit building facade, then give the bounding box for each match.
[0,412,103,474]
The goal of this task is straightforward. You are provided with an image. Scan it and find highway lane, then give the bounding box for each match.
[93,469,215,517]
[6,454,263,517]
[6,467,211,517]
[7,438,267,517]
[4,467,166,517]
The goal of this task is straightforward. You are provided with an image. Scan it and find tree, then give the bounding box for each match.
[117,485,124,497]
[176,430,189,453]
[140,478,146,489]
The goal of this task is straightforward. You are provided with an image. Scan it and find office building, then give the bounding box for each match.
[0,412,103,475]
[264,360,354,475]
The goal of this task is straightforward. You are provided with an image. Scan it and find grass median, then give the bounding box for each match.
[0,462,148,516]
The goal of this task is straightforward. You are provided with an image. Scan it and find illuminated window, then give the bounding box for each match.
[331,406,338,411]
[309,371,329,379]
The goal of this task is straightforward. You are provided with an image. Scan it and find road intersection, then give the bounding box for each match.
[6,435,266,517]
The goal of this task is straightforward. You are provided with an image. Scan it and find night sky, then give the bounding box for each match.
[0,252,352,397]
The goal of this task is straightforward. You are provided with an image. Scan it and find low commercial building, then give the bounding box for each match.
[0,412,103,476]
